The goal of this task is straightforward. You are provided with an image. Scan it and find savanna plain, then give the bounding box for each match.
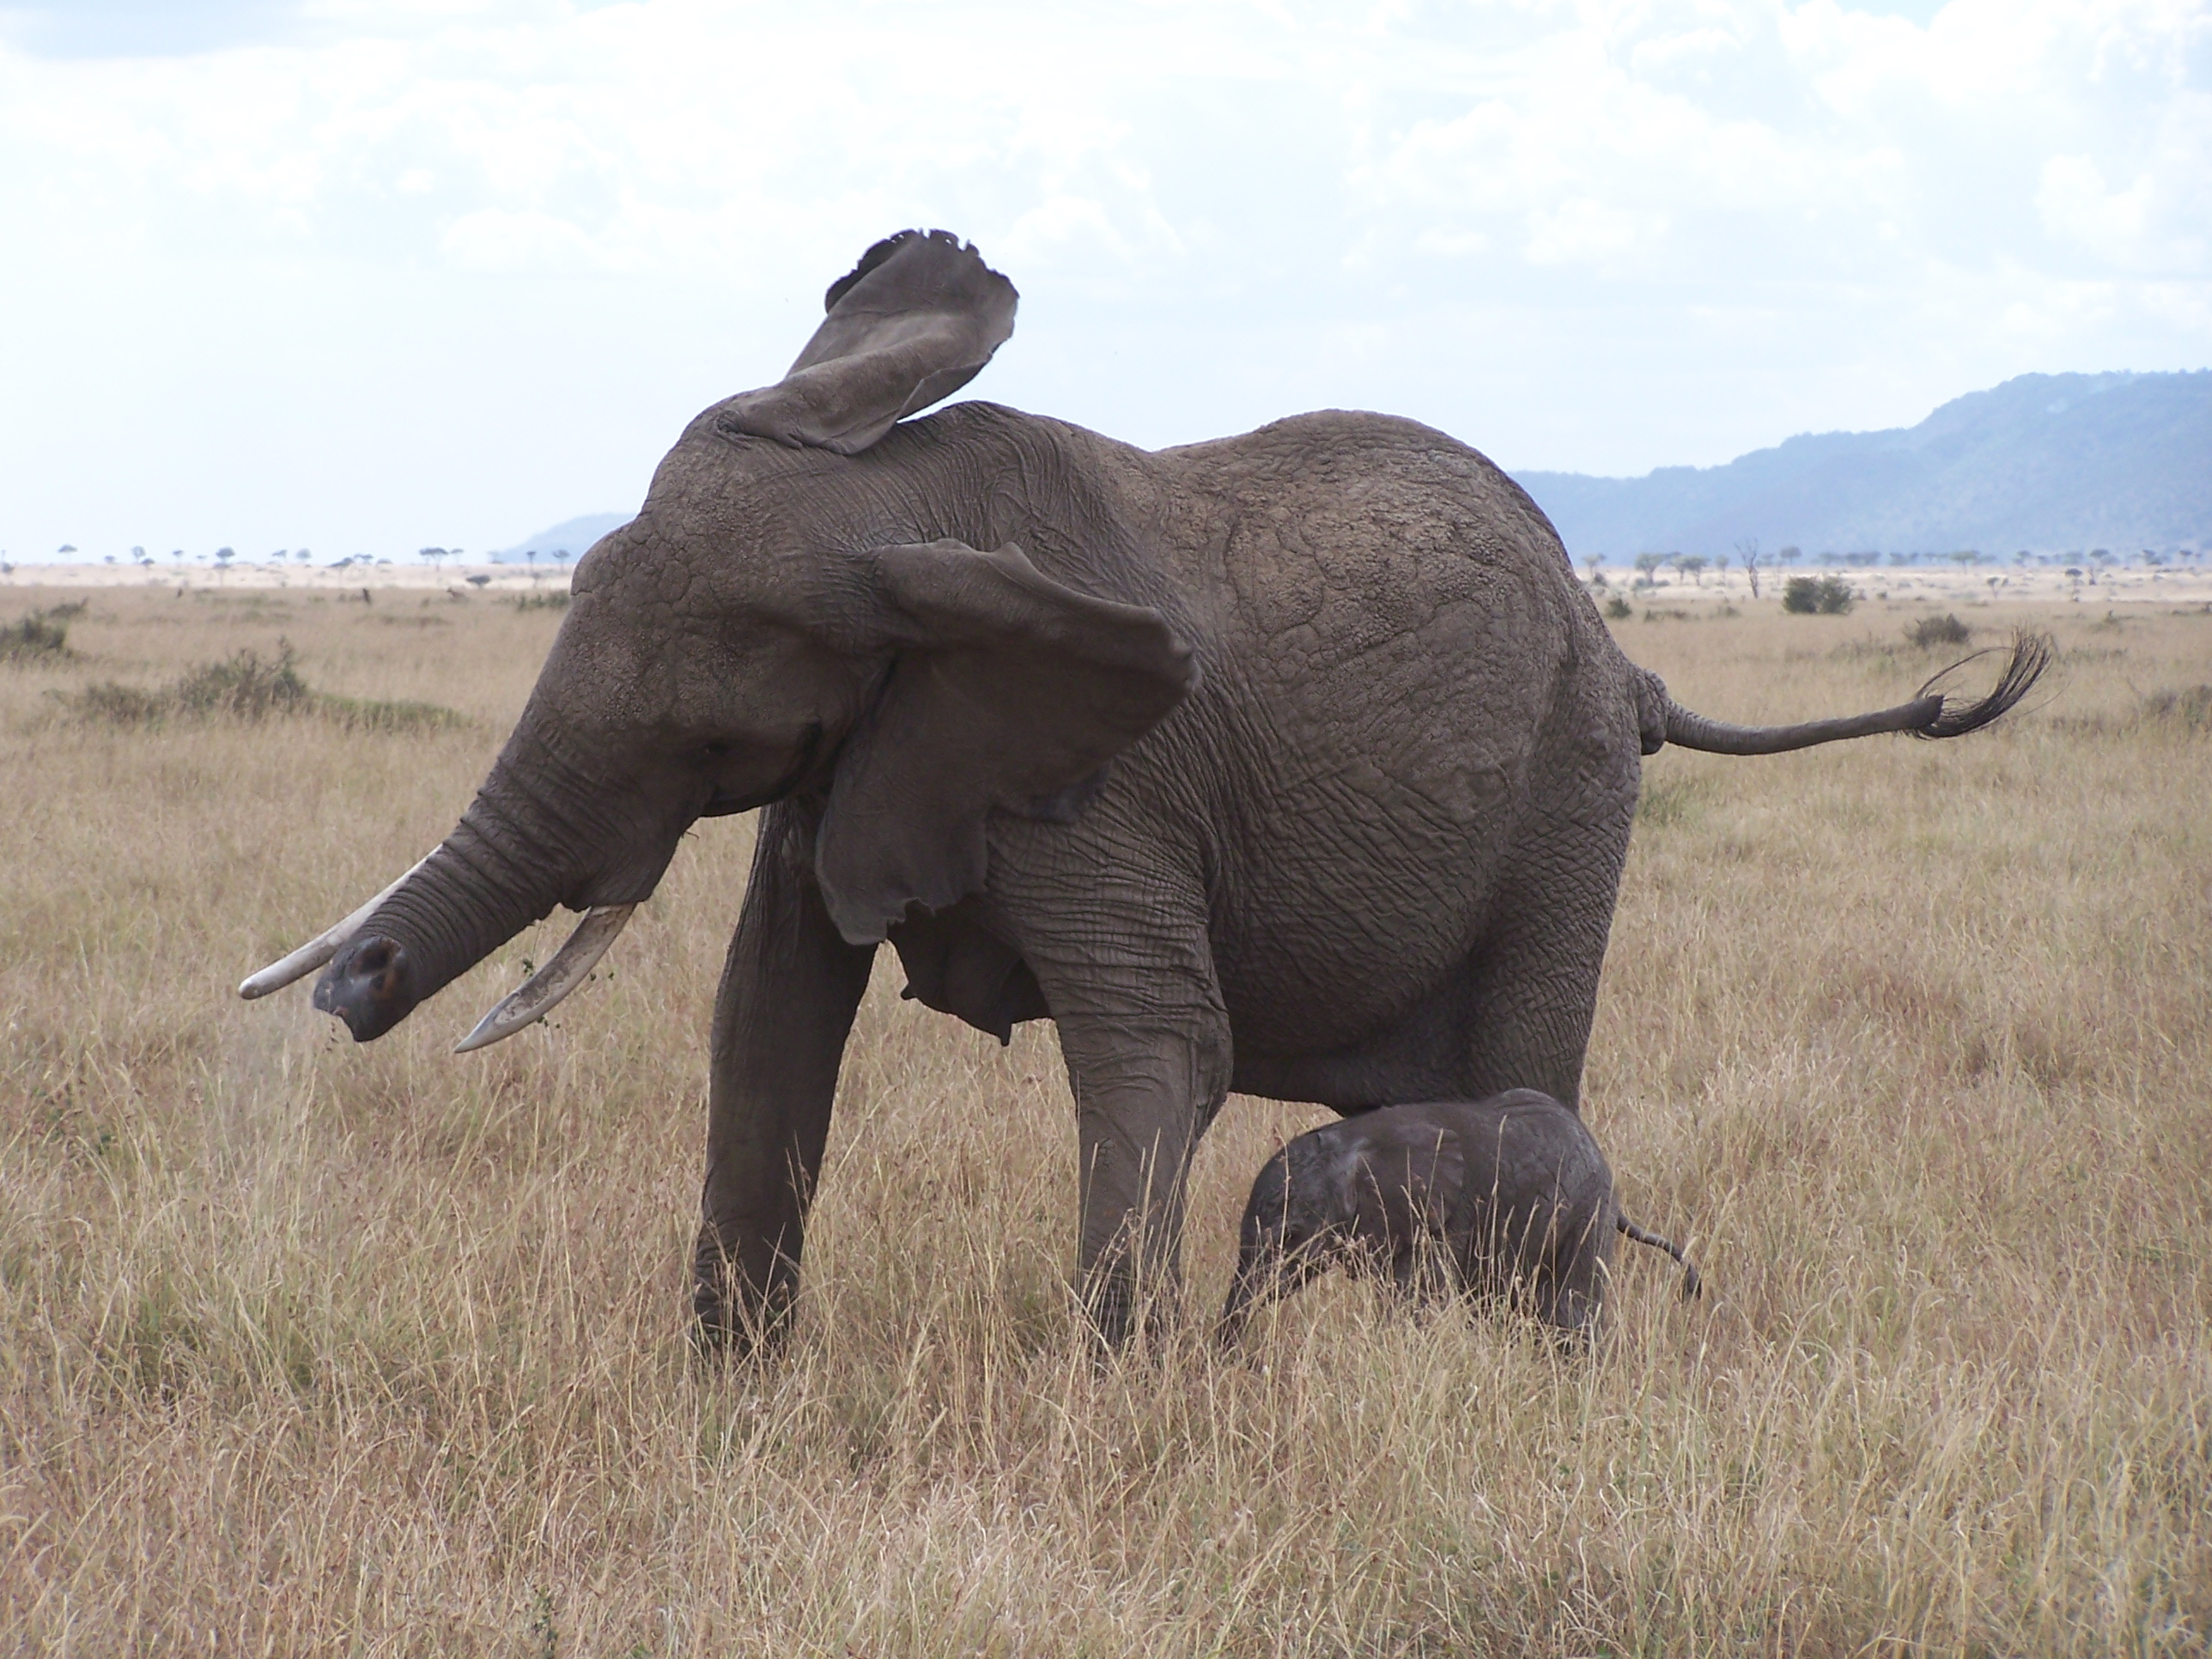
[2,580,2208,1656]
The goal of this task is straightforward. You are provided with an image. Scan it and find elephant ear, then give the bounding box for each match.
[719,230,1018,456]
[814,539,1198,945]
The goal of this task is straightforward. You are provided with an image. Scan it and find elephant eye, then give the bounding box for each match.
[702,740,731,758]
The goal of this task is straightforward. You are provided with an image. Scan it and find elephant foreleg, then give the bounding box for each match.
[1055,1012,1231,1349]
[694,802,876,1352]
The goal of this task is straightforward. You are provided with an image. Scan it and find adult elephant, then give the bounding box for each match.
[241,231,2045,1348]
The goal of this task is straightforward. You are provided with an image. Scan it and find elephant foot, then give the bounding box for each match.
[1079,1260,1194,1362]
[690,1240,799,1360]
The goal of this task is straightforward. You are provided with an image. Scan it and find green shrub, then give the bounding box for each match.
[1782,574,1856,615]
[1,604,83,661]
[1906,612,1972,647]
[512,592,570,612]
[1604,594,1632,620]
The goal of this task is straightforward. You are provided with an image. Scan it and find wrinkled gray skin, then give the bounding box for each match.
[1217,1089,1698,1346]
[294,231,2041,1351]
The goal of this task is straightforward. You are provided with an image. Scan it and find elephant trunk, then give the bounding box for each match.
[312,717,659,1042]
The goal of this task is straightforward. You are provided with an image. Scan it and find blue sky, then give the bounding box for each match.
[1,0,2204,561]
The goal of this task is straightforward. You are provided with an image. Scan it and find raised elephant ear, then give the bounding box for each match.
[814,540,1197,945]
[719,230,1018,456]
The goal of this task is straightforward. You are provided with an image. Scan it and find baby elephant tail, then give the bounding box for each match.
[1617,1214,1702,1301]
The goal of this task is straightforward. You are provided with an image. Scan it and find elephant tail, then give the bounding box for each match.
[1616,1213,1702,1301]
[1637,630,2053,757]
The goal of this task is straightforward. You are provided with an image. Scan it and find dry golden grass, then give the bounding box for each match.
[2,582,2207,1655]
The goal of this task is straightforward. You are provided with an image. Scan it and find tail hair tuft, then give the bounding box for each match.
[1911,629,2055,740]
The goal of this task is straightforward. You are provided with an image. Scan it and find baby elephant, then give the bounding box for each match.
[1218,1089,1699,1346]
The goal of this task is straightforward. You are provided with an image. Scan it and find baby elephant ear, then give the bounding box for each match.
[720,230,1018,455]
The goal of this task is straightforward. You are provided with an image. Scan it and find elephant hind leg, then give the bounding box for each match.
[1452,809,1633,1111]
[1533,1210,1618,1344]
[1229,818,1630,1119]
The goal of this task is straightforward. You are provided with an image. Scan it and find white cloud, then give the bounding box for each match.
[1523,198,1666,267]
[0,0,2204,560]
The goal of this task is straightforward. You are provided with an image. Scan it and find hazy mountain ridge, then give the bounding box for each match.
[505,372,2208,566]
[1512,371,2212,560]
[498,512,629,558]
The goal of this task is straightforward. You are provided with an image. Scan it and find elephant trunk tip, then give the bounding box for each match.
[313,934,420,1042]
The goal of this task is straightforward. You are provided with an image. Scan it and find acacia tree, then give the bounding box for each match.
[1735,538,1761,599]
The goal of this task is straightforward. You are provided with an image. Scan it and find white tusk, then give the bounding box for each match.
[238,856,431,1000]
[453,904,635,1054]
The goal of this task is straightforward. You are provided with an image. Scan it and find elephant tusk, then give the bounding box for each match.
[237,856,431,1000]
[453,904,636,1054]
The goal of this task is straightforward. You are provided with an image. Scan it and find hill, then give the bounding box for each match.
[497,512,629,559]
[1512,370,2212,560]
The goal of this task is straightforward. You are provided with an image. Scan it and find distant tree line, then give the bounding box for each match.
[1595,544,2202,575]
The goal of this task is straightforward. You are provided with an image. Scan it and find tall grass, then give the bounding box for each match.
[0,587,2206,1653]
[0,600,83,660]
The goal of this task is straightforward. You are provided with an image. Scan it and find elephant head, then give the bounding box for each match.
[240,230,1197,1045]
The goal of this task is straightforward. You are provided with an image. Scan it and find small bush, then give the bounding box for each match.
[1782,574,1856,615]
[317,693,467,733]
[512,592,570,612]
[70,682,167,724]
[1605,594,1633,620]
[171,647,312,719]
[1906,613,1972,648]
[2142,685,2212,732]
[1,605,82,660]
[68,642,464,732]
